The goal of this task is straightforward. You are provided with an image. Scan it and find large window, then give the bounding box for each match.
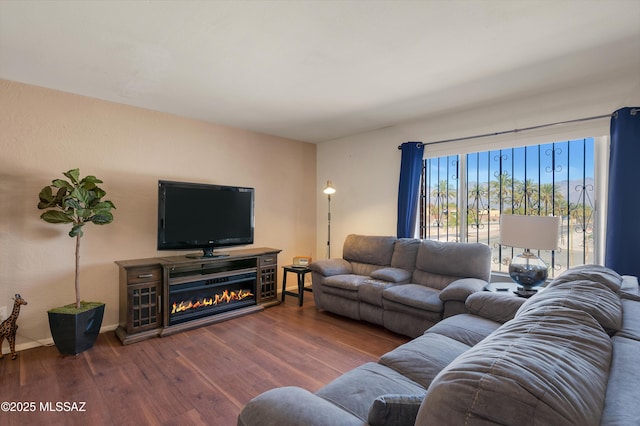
[419,138,595,277]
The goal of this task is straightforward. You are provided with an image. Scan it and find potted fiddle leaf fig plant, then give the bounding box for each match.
[37,168,116,355]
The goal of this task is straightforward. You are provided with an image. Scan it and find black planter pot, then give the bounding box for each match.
[48,303,105,355]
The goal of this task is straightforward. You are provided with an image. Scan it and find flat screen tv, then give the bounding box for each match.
[157,180,254,258]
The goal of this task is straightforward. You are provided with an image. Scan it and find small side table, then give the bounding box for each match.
[485,281,519,294]
[281,265,312,306]
[485,281,540,298]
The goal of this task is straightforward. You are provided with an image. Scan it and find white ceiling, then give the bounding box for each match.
[1,1,639,143]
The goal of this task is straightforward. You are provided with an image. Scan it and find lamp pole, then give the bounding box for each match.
[323,180,336,259]
[327,193,331,258]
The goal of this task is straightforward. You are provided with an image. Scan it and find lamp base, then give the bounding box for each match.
[509,249,549,291]
[513,287,538,298]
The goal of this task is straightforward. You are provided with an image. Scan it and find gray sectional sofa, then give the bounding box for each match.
[310,234,492,337]
[238,265,640,425]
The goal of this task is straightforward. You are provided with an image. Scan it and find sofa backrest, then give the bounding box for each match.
[417,305,612,426]
[550,263,623,293]
[514,265,624,336]
[516,279,623,335]
[390,238,420,271]
[412,240,491,290]
[342,234,396,275]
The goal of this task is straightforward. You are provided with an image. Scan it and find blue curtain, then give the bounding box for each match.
[397,141,424,238]
[605,107,640,277]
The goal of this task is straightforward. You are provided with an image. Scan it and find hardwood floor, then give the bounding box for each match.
[0,298,409,425]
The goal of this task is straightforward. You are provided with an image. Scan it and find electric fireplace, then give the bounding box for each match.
[168,271,256,326]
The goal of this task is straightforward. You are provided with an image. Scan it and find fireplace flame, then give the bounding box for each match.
[171,289,254,314]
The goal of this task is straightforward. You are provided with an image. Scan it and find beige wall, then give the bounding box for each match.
[0,79,316,353]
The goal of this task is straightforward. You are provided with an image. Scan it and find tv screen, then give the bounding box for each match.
[158,180,254,258]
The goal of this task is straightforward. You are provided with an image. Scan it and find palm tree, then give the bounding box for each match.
[489,172,513,213]
[513,178,539,214]
[569,202,594,261]
[431,180,455,227]
[539,183,564,215]
[467,183,488,229]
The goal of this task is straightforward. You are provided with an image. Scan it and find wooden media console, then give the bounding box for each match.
[115,247,281,344]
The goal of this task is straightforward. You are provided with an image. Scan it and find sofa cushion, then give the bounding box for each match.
[383,284,442,313]
[438,278,490,303]
[322,274,369,301]
[238,386,363,426]
[238,386,364,426]
[370,267,412,283]
[309,258,352,276]
[516,279,622,335]
[412,269,460,291]
[350,262,387,277]
[379,333,469,388]
[368,394,423,426]
[414,240,491,284]
[390,238,420,271]
[619,275,640,301]
[417,306,612,426]
[618,298,640,341]
[425,313,501,346]
[601,336,640,425]
[359,279,398,306]
[550,264,622,292]
[465,291,526,323]
[316,362,425,422]
[323,274,368,290]
[383,309,442,338]
[342,234,396,266]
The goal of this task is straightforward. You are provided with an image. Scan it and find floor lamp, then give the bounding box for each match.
[323,180,336,258]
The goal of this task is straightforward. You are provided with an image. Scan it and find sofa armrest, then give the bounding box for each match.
[309,259,353,277]
[368,394,424,426]
[237,387,364,426]
[619,275,640,301]
[370,267,412,283]
[439,278,487,303]
[465,291,526,323]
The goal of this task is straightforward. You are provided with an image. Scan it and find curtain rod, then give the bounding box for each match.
[397,113,612,149]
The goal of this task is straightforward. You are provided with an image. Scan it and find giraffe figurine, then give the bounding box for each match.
[0,294,28,360]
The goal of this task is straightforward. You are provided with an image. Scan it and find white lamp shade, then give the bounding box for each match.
[323,180,336,195]
[500,214,560,251]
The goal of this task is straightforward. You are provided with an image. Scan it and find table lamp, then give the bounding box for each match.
[500,214,560,296]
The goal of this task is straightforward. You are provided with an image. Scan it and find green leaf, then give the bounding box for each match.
[92,187,106,199]
[63,169,80,184]
[52,179,73,191]
[86,190,98,205]
[64,198,81,210]
[37,200,52,209]
[90,212,114,225]
[77,208,93,219]
[53,187,68,204]
[71,187,90,205]
[39,185,53,200]
[37,186,54,209]
[81,175,103,186]
[80,181,97,191]
[69,223,84,238]
[41,210,74,224]
[93,201,115,211]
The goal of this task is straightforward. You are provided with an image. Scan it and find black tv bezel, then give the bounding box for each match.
[157,180,255,258]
